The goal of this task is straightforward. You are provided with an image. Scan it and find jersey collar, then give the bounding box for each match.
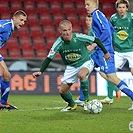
[11,19,14,30]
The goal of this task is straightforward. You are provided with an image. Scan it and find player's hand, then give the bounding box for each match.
[103,52,111,61]
[87,45,94,52]
[32,72,42,78]
[87,43,97,52]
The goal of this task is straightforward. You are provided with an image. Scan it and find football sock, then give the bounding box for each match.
[1,81,10,104]
[117,80,133,100]
[80,79,89,101]
[0,76,3,102]
[107,80,119,99]
[79,87,84,101]
[60,91,75,107]
[79,80,90,101]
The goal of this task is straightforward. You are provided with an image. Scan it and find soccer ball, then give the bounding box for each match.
[88,99,103,114]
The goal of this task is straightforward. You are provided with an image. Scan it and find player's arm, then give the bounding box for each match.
[94,13,113,42]
[32,57,52,78]
[93,38,111,60]
[32,37,62,78]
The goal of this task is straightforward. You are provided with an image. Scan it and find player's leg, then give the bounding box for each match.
[60,66,78,112]
[107,73,133,110]
[75,66,97,106]
[99,55,121,104]
[0,61,4,109]
[126,52,133,110]
[78,68,89,111]
[60,83,77,112]
[99,71,114,104]
[1,60,18,110]
[78,60,94,111]
[75,86,84,106]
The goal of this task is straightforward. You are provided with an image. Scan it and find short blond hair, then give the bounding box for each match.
[89,0,99,7]
[59,20,72,28]
[13,10,27,17]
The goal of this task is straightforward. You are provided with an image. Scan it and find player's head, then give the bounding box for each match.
[59,20,72,41]
[12,10,27,30]
[116,0,129,18]
[85,0,99,14]
[86,14,92,29]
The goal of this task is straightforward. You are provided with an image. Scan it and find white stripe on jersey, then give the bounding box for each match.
[76,33,95,42]
[3,21,12,26]
[51,37,62,50]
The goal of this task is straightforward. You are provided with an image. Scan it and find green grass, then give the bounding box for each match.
[0,95,133,133]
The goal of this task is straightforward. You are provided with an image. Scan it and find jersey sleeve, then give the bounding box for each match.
[0,24,7,48]
[47,37,62,59]
[76,33,95,45]
[110,13,116,26]
[93,11,114,42]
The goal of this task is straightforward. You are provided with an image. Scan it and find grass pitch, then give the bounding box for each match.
[0,95,133,133]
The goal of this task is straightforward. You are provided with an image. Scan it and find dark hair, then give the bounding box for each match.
[116,0,129,8]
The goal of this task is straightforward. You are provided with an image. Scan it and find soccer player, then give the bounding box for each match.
[0,10,27,110]
[85,0,133,110]
[75,14,120,106]
[100,0,133,108]
[32,20,111,112]
[75,14,95,106]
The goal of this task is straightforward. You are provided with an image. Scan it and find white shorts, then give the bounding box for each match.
[115,51,133,69]
[61,59,94,84]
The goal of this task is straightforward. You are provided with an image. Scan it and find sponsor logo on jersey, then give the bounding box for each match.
[117,30,128,40]
[65,53,81,61]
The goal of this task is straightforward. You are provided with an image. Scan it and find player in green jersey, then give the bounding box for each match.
[75,14,97,106]
[100,0,133,110]
[32,20,110,112]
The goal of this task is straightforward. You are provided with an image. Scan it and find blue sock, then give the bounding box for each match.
[117,80,133,100]
[1,81,10,104]
[79,87,84,101]
[0,76,2,102]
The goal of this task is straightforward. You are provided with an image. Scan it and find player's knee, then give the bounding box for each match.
[3,72,11,81]
[0,66,4,76]
[59,89,67,94]
[78,73,86,80]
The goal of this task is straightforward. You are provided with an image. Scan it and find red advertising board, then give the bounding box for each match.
[10,71,97,95]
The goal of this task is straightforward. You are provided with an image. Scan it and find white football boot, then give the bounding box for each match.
[61,104,77,112]
[100,97,113,104]
[74,99,84,107]
[128,102,133,111]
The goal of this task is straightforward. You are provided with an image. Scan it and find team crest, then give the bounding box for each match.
[49,49,55,55]
[0,24,4,28]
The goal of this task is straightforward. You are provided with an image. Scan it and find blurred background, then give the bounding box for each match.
[0,0,132,95]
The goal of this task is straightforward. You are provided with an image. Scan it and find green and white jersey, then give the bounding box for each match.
[47,33,95,67]
[110,12,133,52]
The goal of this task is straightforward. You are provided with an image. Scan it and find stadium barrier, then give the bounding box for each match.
[10,71,133,96]
[10,71,96,95]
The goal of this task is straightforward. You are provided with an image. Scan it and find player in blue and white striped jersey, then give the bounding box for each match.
[0,10,27,110]
[85,0,133,110]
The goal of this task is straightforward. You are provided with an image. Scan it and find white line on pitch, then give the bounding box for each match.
[2,106,64,112]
